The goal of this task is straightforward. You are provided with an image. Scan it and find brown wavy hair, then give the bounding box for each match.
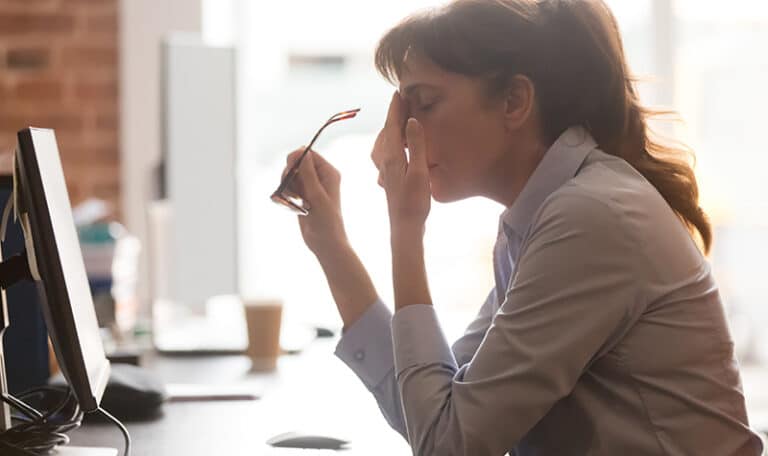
[375,0,712,253]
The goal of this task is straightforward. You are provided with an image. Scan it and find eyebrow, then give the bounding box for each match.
[401,83,440,98]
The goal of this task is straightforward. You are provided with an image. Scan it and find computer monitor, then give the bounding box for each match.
[14,127,111,412]
[0,128,122,455]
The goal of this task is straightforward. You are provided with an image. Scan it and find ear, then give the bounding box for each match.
[503,74,536,131]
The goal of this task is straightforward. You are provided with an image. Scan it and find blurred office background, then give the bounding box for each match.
[211,0,768,361]
[0,0,766,386]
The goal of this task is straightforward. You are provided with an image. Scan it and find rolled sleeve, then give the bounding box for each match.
[335,299,395,389]
[392,304,457,375]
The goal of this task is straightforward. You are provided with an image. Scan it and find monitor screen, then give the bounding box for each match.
[15,127,110,412]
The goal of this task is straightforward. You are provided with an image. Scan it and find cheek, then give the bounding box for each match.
[420,110,466,163]
[421,137,476,202]
[427,126,502,201]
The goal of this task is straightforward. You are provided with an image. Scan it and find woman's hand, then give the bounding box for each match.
[372,93,433,309]
[281,148,348,258]
[280,148,380,328]
[371,92,431,236]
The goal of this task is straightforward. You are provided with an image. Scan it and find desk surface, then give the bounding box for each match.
[70,338,768,456]
[70,339,410,455]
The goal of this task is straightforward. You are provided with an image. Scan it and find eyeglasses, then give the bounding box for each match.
[270,109,360,215]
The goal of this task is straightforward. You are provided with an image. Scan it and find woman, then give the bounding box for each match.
[280,0,763,454]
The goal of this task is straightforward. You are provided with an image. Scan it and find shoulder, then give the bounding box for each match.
[538,151,656,233]
[532,184,625,241]
[516,173,643,287]
[527,160,649,255]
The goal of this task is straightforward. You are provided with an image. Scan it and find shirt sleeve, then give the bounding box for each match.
[452,289,498,366]
[335,289,499,441]
[334,298,407,438]
[391,192,643,456]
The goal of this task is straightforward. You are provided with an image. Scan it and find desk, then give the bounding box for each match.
[69,338,411,455]
[69,338,768,455]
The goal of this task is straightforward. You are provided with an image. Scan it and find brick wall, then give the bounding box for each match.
[0,0,119,215]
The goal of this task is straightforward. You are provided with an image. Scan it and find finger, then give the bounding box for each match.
[384,93,407,156]
[286,148,303,164]
[384,91,406,133]
[310,150,341,200]
[283,189,300,199]
[309,148,333,169]
[377,94,408,173]
[282,148,305,180]
[309,149,340,183]
[282,147,324,201]
[295,149,325,198]
[405,118,428,173]
[370,131,386,171]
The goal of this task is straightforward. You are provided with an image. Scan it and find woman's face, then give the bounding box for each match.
[398,54,511,203]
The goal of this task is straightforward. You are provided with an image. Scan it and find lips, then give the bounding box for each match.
[428,164,438,169]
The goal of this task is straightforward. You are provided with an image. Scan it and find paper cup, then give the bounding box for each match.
[243,298,283,371]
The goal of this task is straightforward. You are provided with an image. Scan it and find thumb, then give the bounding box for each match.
[405,118,427,173]
[296,149,326,199]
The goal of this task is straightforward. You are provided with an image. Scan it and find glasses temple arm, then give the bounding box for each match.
[275,110,358,194]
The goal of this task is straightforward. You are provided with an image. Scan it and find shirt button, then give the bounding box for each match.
[354,350,365,361]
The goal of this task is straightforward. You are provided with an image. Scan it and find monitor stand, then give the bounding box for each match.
[0,253,117,454]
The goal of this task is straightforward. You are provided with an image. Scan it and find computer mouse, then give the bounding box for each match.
[315,326,335,338]
[51,363,166,420]
[100,363,167,420]
[266,431,349,450]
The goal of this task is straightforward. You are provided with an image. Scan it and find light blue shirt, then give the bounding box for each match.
[335,127,763,455]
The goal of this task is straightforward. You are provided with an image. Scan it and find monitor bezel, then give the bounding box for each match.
[15,127,110,412]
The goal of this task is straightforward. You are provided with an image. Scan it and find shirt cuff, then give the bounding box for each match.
[392,304,456,376]
[334,299,395,389]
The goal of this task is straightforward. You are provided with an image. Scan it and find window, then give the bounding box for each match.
[672,0,768,363]
[215,1,768,357]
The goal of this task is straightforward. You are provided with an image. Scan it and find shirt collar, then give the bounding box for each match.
[501,126,597,239]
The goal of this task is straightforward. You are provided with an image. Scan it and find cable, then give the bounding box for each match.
[96,406,131,456]
[0,386,81,455]
[0,387,130,455]
[2,394,43,420]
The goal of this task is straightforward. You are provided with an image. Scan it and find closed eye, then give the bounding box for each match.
[416,100,438,113]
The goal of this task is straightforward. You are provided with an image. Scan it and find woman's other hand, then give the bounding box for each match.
[372,92,431,236]
[281,148,348,258]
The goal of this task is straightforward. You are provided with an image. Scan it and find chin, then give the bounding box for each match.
[430,181,467,203]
